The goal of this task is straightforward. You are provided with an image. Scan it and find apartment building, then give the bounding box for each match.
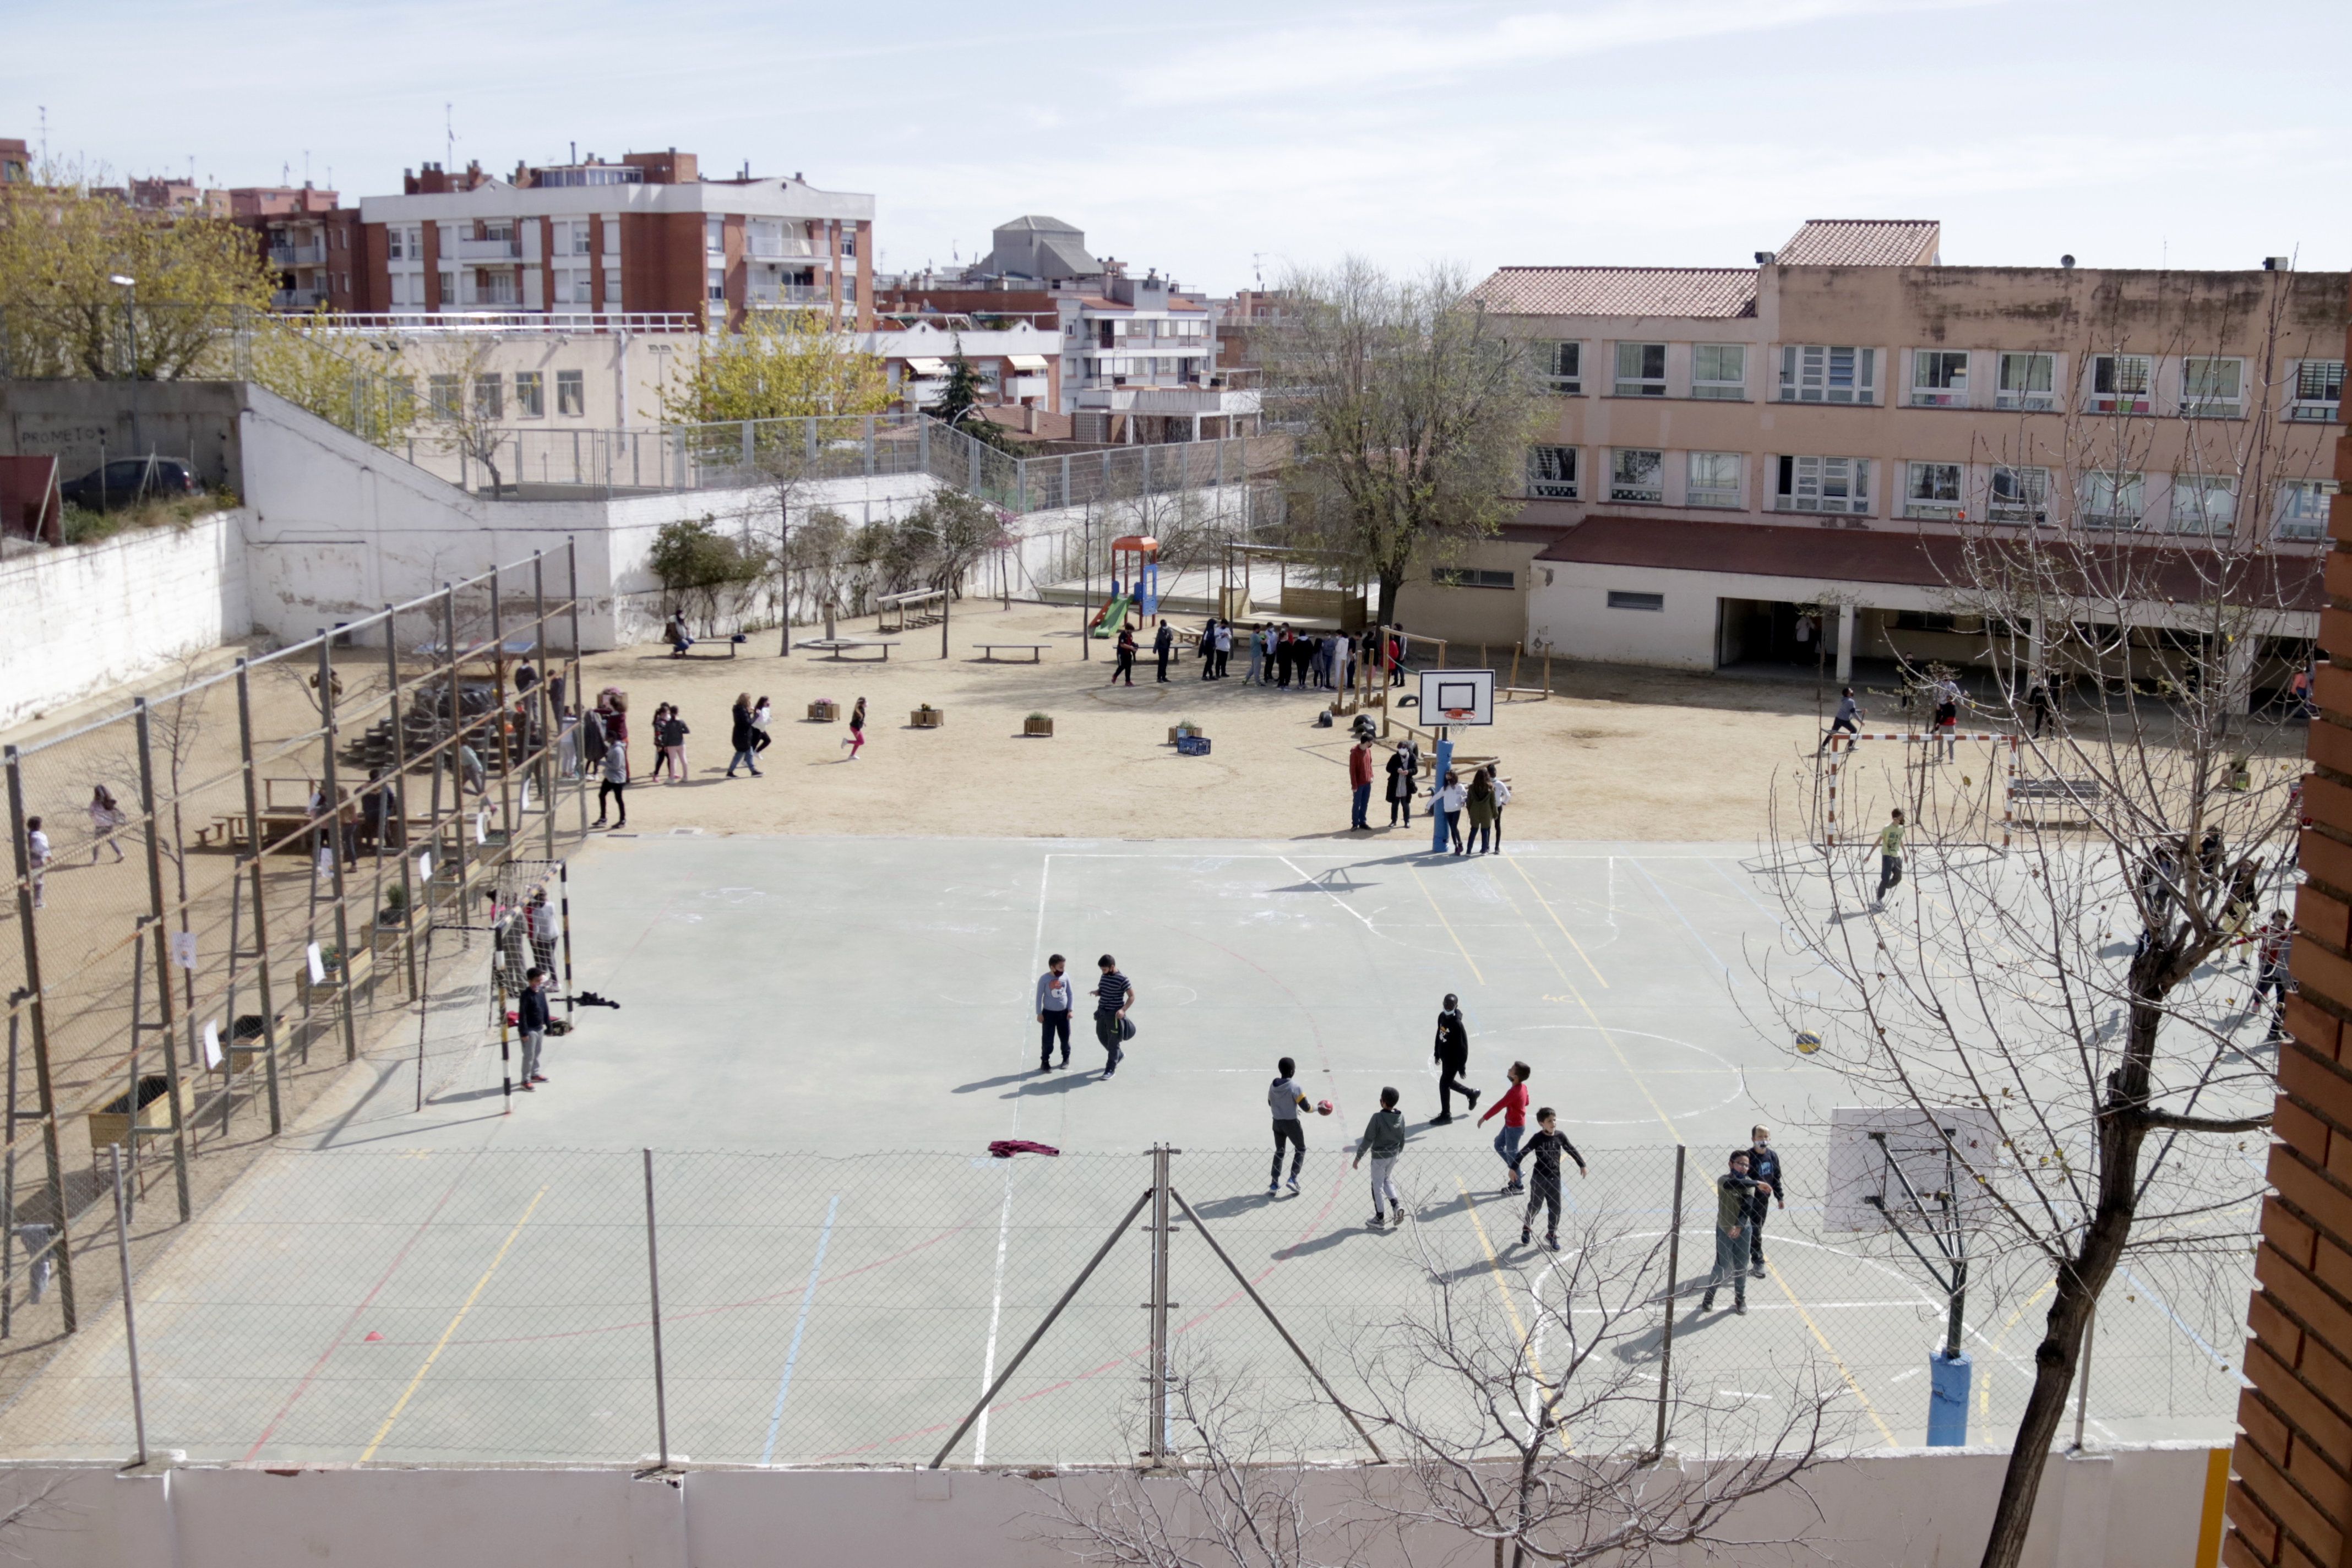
[0,139,26,186]
[863,320,1061,417]
[875,215,1257,439]
[337,150,872,329]
[1394,220,2347,693]
[231,185,358,312]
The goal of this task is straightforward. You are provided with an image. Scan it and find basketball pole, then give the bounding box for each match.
[1429,727,1453,854]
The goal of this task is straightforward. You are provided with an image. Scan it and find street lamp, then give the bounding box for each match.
[108,274,137,380]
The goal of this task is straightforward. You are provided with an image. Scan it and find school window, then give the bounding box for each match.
[1607,590,1664,612]
[1773,455,1871,514]
[1989,465,2050,525]
[2277,479,2339,541]
[708,268,726,302]
[1690,344,1745,400]
[1532,341,1581,394]
[427,374,461,418]
[2289,360,2344,422]
[438,270,457,306]
[705,217,725,255]
[2180,357,2244,418]
[604,270,623,304]
[2087,354,2152,413]
[472,374,503,420]
[2079,470,2145,529]
[556,369,586,417]
[386,227,405,260]
[841,276,857,304]
[1909,350,1970,407]
[1609,448,1665,503]
[1902,461,1965,520]
[1996,352,2056,410]
[840,226,857,258]
[1777,345,1877,404]
[513,371,545,418]
[1613,341,1666,397]
[2168,473,2235,535]
[1686,451,1742,508]
[1431,568,1516,590]
[1527,445,1578,499]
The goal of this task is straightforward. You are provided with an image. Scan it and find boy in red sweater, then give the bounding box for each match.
[1478,1061,1533,1194]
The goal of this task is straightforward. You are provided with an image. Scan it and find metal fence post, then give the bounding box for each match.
[567,540,588,841]
[1146,1145,1173,1466]
[234,662,286,1131]
[4,747,74,1329]
[315,643,361,1065]
[643,1147,671,1470]
[132,702,193,1219]
[111,1144,148,1468]
[489,564,517,849]
[2072,1296,2097,1450]
[533,555,557,861]
[1654,1144,1686,1459]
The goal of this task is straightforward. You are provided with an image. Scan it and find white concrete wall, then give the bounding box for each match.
[0,1444,2221,1568]
[0,511,251,727]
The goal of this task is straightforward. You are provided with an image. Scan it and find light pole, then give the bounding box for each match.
[108,274,137,380]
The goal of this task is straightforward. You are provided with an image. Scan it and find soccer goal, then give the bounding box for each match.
[1819,731,2024,851]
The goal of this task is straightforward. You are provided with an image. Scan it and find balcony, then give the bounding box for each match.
[269,241,326,268]
[2286,400,2343,424]
[1074,386,1260,416]
[273,287,329,310]
[451,237,521,262]
[747,238,818,261]
[747,284,829,307]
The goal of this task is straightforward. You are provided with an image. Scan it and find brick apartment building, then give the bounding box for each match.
[1388,219,2348,696]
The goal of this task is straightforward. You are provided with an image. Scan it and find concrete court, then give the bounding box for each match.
[0,836,2248,1468]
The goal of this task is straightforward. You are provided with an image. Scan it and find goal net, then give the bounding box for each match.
[1816,732,2020,851]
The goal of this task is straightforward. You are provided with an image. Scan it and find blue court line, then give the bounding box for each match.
[760,1193,842,1463]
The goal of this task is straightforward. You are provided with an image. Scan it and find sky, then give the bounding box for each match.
[8,0,2350,295]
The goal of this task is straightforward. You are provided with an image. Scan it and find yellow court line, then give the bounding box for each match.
[1978,1280,2053,1416]
[1507,859,1609,987]
[1763,1259,1898,1448]
[360,1186,549,1462]
[1409,867,1485,985]
[1457,1181,1570,1451]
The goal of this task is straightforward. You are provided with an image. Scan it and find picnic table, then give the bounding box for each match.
[795,638,902,662]
[971,643,1050,663]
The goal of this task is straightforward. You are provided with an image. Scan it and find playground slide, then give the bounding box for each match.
[1091,594,1132,638]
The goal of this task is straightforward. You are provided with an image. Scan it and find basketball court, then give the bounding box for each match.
[0,832,2255,1468]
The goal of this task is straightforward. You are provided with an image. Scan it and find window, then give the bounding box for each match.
[841,276,856,304]
[2180,357,2244,418]
[1996,352,2056,410]
[705,217,725,255]
[1777,345,1877,404]
[482,220,514,243]
[2290,360,2345,422]
[1613,342,1666,397]
[2168,473,2235,534]
[472,374,502,420]
[2277,479,2339,541]
[438,270,456,306]
[2079,470,2146,529]
[1607,590,1664,612]
[604,270,622,303]
[387,227,406,260]
[708,268,726,302]
[1432,567,1516,590]
[1903,461,1966,520]
[427,374,461,419]
[840,226,857,258]
[1989,466,2050,525]
[1533,341,1581,394]
[1691,344,1745,400]
[476,270,516,305]
[1686,452,1742,508]
[556,369,585,417]
[1609,448,1665,503]
[2088,354,2152,413]
[513,371,544,418]
[1910,350,1970,407]
[1527,445,1578,499]
[1774,455,1872,514]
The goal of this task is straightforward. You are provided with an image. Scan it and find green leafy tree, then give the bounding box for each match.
[648,515,764,633]
[659,308,891,426]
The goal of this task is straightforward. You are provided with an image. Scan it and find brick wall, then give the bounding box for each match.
[2228,279,2352,1568]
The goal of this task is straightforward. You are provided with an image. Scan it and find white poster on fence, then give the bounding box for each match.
[202,1019,222,1069]
[520,779,532,812]
[417,851,433,883]
[475,810,489,845]
[170,931,198,970]
[306,941,326,984]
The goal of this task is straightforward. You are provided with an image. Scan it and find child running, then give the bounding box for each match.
[843,696,868,760]
[1267,1056,1310,1195]
[1478,1061,1533,1193]
[1509,1107,1588,1250]
[1353,1086,1408,1228]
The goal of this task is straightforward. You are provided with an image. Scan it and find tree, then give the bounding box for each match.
[935,336,1017,453]
[780,506,855,640]
[414,336,516,497]
[658,308,891,427]
[1260,260,1542,624]
[648,516,763,631]
[0,162,272,379]
[903,488,1007,658]
[244,310,419,445]
[1749,287,2328,1568]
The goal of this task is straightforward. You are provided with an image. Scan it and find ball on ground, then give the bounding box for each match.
[1795,1031,1823,1055]
[1316,1099,1333,1116]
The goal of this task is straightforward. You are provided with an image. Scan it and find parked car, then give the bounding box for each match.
[59,458,200,511]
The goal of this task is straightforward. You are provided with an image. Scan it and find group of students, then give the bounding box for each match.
[1033,952,1137,1076]
[1343,734,1510,850]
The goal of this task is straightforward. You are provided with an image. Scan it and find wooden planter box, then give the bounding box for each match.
[86,1072,191,1151]
[1168,726,1204,744]
[1023,717,1054,737]
[911,708,945,729]
[807,700,839,722]
[301,945,375,1001]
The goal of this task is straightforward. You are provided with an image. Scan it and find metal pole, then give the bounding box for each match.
[1,989,21,1338]
[1943,1134,1966,1360]
[1654,1144,1686,1460]
[110,1144,148,1468]
[132,703,192,1220]
[1081,510,1091,661]
[235,663,285,1133]
[489,564,517,857]
[567,541,588,842]
[379,620,420,1001]
[316,643,361,1065]
[440,588,473,909]
[533,556,557,862]
[3,750,72,1331]
[1147,1145,1173,1465]
[2072,1297,2096,1450]
[494,967,513,1113]
[643,1147,670,1470]
[558,862,577,1014]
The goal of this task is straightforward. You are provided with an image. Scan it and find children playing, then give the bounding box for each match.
[1353,1086,1408,1228]
[1509,1107,1588,1250]
[1478,1061,1533,1193]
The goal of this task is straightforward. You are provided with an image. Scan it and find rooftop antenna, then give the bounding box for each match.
[37,106,46,164]
[445,102,456,172]
[570,140,578,164]
[1253,252,1265,290]
[303,149,310,185]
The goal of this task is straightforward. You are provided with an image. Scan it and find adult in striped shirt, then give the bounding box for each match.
[1091,954,1136,1079]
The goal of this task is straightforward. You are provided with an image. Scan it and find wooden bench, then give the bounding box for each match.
[666,634,746,660]
[972,643,1050,663]
[795,638,901,661]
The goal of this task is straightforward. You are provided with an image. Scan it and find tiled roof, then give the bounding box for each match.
[1468,267,1758,319]
[1775,219,1941,268]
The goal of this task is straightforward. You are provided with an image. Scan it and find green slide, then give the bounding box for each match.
[1091,595,1131,638]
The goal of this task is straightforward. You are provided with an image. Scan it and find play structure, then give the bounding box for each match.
[1090,535,1161,638]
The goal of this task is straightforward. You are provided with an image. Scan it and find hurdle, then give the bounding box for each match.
[1822,731,2019,851]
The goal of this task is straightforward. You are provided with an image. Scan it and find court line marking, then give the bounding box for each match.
[1276,855,1382,933]
[972,1176,1017,1465]
[1977,1281,2051,1416]
[1625,859,1745,990]
[1409,866,1485,984]
[1761,1257,1898,1447]
[360,1185,547,1462]
[1506,858,1608,987]
[760,1192,841,1464]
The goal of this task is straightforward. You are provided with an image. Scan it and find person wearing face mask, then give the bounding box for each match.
[1745,1125,1785,1277]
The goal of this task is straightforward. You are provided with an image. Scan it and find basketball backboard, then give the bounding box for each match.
[1417,668,1495,727]
[1823,1106,2006,1234]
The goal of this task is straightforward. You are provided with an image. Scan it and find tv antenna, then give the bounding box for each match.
[445,103,457,170]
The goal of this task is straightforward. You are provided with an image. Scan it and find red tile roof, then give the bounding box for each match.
[1774,219,1941,268]
[1468,266,1758,319]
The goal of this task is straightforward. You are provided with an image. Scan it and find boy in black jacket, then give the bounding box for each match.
[1510,1108,1587,1249]
[1746,1126,1785,1277]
